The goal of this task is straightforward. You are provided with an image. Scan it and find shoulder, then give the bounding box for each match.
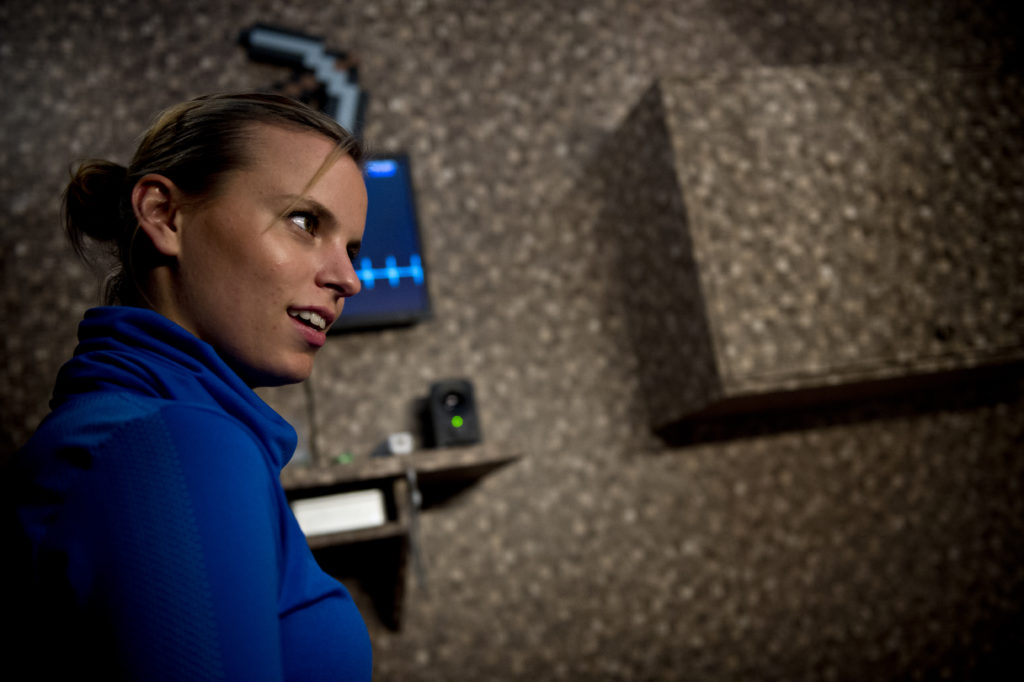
[15,393,286,575]
[33,392,264,460]
[100,400,279,503]
[18,394,277,510]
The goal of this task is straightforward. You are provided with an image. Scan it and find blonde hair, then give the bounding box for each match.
[64,92,363,305]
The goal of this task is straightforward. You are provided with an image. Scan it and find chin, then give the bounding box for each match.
[233,357,314,388]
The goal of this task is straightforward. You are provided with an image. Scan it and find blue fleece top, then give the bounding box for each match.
[10,306,372,681]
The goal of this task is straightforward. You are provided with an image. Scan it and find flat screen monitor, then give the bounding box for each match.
[330,154,431,332]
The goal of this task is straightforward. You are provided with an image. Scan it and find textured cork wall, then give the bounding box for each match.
[604,68,1024,431]
[2,1,1023,680]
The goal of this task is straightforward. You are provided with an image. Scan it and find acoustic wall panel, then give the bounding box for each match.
[602,68,1024,433]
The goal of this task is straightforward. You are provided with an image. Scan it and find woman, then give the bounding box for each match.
[6,93,372,680]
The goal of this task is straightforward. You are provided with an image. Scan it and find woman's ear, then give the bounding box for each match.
[131,174,182,257]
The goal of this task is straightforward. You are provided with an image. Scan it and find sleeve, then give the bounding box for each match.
[88,405,286,681]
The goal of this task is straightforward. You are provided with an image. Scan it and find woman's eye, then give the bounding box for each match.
[289,211,318,234]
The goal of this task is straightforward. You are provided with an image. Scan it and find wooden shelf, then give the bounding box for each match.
[281,442,521,493]
[281,443,520,630]
[303,520,408,550]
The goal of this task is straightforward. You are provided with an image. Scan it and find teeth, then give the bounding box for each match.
[290,310,327,331]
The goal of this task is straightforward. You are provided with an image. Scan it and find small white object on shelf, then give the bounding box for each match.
[387,431,414,455]
[290,489,387,537]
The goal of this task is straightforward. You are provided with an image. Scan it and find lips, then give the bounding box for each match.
[289,309,329,331]
[287,307,336,348]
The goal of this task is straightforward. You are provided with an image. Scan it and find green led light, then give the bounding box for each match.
[451,415,464,429]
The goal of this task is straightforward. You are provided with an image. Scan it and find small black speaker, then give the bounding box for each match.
[424,379,482,448]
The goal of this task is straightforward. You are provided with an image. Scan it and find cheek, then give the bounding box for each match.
[260,245,309,292]
[182,215,309,316]
[235,247,308,323]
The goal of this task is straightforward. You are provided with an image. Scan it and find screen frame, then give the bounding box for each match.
[329,152,433,334]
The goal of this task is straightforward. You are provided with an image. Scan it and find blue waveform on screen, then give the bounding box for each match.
[364,159,398,177]
[358,255,424,289]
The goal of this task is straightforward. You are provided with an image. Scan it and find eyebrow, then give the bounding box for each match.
[276,194,362,252]
[277,194,336,225]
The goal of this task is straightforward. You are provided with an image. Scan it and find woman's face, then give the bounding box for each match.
[167,124,367,386]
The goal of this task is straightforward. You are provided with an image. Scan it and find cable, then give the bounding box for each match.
[303,371,321,463]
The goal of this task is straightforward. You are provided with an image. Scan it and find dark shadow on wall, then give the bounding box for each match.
[588,82,725,437]
[714,0,845,66]
[714,0,1024,74]
[314,537,408,631]
[0,427,17,467]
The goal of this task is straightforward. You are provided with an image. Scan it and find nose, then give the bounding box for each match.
[317,243,362,298]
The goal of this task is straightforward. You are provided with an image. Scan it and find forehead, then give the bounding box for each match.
[244,124,342,177]
[238,124,366,213]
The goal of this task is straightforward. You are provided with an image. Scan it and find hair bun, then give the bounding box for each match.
[63,159,130,256]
